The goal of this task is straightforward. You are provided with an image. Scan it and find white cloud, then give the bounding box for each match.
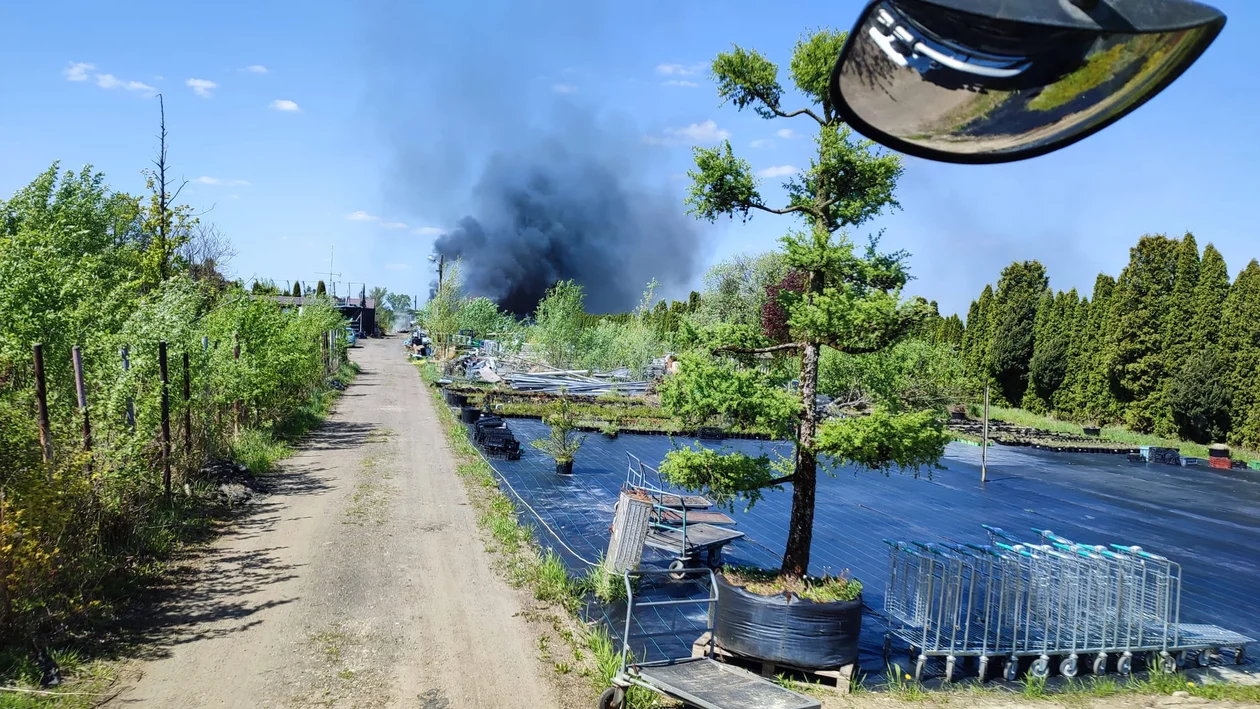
[244,65,268,74]
[670,120,730,143]
[776,128,799,139]
[95,73,156,94]
[186,78,217,98]
[552,83,578,94]
[348,211,379,222]
[270,99,301,112]
[663,80,698,88]
[413,226,443,236]
[757,165,799,178]
[64,62,94,82]
[194,176,249,186]
[385,263,410,271]
[229,194,240,200]
[380,221,409,229]
[657,63,704,76]
[750,139,773,149]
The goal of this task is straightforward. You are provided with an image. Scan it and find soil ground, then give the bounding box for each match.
[108,336,563,708]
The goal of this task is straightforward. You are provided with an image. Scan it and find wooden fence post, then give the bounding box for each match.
[202,336,211,454]
[32,344,53,466]
[72,345,92,470]
[183,351,191,455]
[121,346,135,432]
[159,341,171,497]
[233,333,242,438]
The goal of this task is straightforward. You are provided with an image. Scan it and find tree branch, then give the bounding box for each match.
[750,203,811,217]
[714,342,804,355]
[763,474,796,487]
[747,88,825,125]
[773,105,826,126]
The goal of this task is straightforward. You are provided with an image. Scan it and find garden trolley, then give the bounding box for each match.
[598,568,820,709]
[624,454,746,576]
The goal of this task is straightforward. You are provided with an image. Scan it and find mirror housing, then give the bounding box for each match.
[829,0,1226,164]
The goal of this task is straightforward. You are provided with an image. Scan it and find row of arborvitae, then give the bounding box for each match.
[954,234,1260,448]
[0,164,349,659]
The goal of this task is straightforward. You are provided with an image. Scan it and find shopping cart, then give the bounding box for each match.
[623,453,744,577]
[883,526,1253,682]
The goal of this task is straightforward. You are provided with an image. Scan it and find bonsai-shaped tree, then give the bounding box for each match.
[659,29,950,578]
[532,394,587,468]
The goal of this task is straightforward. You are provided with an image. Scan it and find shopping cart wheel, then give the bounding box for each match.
[882,634,892,663]
[1117,653,1133,676]
[978,656,991,682]
[944,656,956,683]
[1234,646,1246,665]
[1196,649,1213,667]
[1060,655,1079,678]
[1030,656,1050,679]
[668,559,687,581]
[914,655,927,682]
[1092,653,1108,676]
[597,686,626,709]
[1003,658,1019,682]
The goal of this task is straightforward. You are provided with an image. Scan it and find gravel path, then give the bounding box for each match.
[111,336,560,708]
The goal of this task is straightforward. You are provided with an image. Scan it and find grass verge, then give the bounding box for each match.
[418,362,662,708]
[983,405,1260,462]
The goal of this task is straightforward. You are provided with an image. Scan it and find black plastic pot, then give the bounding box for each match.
[460,406,481,424]
[1082,426,1101,437]
[713,573,862,669]
[602,431,618,440]
[556,460,574,476]
[448,392,468,408]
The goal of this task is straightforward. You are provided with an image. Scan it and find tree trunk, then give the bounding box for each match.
[781,340,820,577]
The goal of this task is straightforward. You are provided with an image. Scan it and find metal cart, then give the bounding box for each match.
[883,526,1254,682]
[599,568,820,709]
[624,454,745,576]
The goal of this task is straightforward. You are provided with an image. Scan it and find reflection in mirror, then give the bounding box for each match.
[834,0,1221,162]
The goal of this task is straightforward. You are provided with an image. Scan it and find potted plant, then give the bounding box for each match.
[655,31,949,672]
[715,567,864,669]
[532,395,586,476]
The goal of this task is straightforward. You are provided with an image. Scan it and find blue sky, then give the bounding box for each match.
[1,0,1256,317]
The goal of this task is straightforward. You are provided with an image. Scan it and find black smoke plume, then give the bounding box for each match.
[359,1,701,318]
[433,140,699,316]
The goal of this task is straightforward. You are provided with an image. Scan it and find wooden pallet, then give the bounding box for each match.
[690,632,855,696]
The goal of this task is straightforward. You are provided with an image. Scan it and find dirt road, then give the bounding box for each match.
[113,337,559,708]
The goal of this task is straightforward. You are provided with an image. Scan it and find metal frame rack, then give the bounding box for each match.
[883,526,1253,682]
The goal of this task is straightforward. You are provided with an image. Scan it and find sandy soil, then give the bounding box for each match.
[108,336,560,709]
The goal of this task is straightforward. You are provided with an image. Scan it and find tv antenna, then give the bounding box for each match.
[317,246,342,297]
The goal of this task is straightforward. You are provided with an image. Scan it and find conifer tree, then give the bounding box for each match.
[990,261,1048,404]
[1191,243,1231,349]
[1106,235,1179,432]
[961,285,995,389]
[1055,291,1088,414]
[1222,260,1260,448]
[1081,274,1118,423]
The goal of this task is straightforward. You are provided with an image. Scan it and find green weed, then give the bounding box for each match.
[229,428,293,474]
[885,663,929,701]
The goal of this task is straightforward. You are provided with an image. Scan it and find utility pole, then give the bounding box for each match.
[981,384,990,483]
[428,254,446,293]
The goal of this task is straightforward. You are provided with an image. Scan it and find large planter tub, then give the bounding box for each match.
[713,572,862,669]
